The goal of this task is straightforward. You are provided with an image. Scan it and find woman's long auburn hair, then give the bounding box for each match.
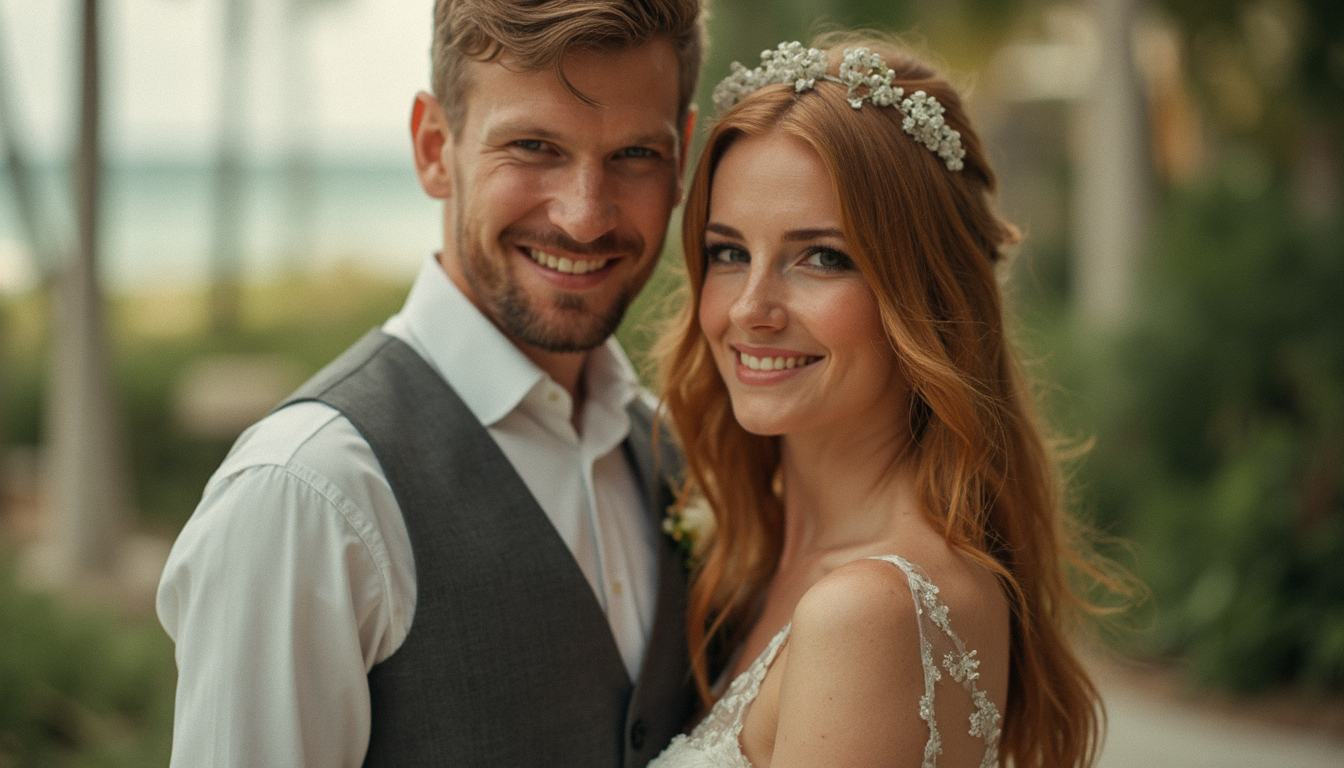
[656,36,1118,768]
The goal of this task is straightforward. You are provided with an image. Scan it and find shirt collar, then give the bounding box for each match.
[579,331,642,448]
[383,255,640,429]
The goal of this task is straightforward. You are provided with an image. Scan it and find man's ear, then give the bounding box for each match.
[411,91,454,200]
[676,104,698,200]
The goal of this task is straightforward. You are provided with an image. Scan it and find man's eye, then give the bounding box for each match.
[619,146,656,159]
[515,139,546,152]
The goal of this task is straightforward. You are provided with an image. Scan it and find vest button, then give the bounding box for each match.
[630,719,647,750]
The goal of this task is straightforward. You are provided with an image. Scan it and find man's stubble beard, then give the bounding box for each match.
[454,201,659,354]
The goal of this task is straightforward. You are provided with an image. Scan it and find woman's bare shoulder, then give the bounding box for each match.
[784,557,928,706]
[793,557,922,637]
[767,560,930,766]
[800,547,1002,625]
[767,552,1007,767]
[790,548,1009,682]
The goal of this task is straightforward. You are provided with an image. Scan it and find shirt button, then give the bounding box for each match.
[612,580,624,596]
[630,719,646,750]
[547,390,560,403]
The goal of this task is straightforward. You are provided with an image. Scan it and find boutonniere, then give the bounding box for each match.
[662,490,715,571]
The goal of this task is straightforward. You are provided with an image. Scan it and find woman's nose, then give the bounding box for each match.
[728,270,786,332]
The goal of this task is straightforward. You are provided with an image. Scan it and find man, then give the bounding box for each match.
[156,2,705,766]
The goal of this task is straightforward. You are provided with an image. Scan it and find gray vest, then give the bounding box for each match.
[281,330,693,767]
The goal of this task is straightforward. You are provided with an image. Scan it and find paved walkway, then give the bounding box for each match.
[1096,673,1344,768]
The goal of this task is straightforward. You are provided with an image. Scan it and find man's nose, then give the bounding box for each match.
[550,162,618,245]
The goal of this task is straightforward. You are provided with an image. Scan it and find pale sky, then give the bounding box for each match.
[0,0,435,162]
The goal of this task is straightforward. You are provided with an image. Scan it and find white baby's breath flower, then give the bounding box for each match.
[710,42,966,172]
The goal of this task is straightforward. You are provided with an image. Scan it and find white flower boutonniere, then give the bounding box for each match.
[662,491,715,570]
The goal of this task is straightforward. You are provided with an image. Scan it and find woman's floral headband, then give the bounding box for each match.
[711,41,966,172]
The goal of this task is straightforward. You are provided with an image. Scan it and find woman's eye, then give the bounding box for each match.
[706,243,749,265]
[804,248,854,271]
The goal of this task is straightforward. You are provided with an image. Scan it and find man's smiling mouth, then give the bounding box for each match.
[526,248,610,275]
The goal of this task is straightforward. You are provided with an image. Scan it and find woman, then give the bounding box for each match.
[650,37,1116,768]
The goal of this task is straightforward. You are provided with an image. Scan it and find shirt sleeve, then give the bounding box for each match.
[156,460,395,768]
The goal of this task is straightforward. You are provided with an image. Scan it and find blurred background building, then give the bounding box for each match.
[0,0,1340,765]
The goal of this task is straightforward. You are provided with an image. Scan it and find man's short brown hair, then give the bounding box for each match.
[431,0,706,128]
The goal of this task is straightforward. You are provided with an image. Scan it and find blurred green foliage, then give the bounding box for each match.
[0,552,175,767]
[114,272,412,531]
[1044,170,1344,693]
[0,267,412,531]
[1158,0,1344,121]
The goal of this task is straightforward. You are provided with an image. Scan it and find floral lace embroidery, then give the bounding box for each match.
[653,621,791,768]
[647,555,1000,768]
[876,554,1002,768]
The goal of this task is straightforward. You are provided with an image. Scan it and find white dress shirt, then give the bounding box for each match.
[156,255,659,768]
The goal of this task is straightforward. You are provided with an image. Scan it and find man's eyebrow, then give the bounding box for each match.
[481,121,564,144]
[623,131,679,147]
[481,121,677,148]
[705,223,845,241]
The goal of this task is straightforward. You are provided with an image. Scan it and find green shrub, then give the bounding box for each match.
[0,553,176,767]
[0,268,412,532]
[1059,177,1344,693]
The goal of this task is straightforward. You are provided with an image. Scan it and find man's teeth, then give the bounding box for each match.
[738,351,817,371]
[528,249,608,275]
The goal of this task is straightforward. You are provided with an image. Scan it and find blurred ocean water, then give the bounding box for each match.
[0,161,441,294]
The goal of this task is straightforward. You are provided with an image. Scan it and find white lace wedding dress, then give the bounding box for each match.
[648,555,1001,768]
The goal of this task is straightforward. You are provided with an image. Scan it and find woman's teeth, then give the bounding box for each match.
[738,351,818,371]
[528,249,608,275]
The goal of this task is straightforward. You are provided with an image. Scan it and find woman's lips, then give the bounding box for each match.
[737,349,820,371]
[730,345,823,383]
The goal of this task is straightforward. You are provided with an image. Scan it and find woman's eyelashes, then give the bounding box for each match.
[704,241,856,272]
[705,242,750,266]
[801,246,855,271]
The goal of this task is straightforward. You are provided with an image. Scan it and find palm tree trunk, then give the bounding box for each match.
[1072,0,1152,329]
[281,0,316,274]
[44,0,129,578]
[209,0,250,334]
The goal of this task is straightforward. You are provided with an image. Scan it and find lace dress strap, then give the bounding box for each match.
[867,555,1001,768]
[648,621,793,768]
[707,622,792,741]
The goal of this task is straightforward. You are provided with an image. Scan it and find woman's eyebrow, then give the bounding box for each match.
[706,222,743,239]
[783,227,844,242]
[705,224,845,241]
